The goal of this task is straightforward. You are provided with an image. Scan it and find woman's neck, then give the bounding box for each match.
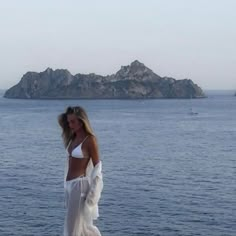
[74,129,87,141]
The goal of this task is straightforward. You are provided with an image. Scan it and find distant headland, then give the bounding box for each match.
[4,60,205,99]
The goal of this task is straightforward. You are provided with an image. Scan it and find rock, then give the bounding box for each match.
[4,61,205,99]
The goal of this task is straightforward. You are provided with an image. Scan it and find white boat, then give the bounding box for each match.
[188,95,198,115]
[189,107,198,115]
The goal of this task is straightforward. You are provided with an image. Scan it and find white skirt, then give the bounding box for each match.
[64,176,101,236]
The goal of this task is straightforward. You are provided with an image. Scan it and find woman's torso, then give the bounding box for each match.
[66,136,90,181]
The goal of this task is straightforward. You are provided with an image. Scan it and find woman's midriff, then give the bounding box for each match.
[66,156,90,181]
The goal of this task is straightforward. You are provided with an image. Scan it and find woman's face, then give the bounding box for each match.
[67,113,83,132]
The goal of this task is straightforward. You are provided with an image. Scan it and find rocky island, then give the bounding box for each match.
[4,60,205,99]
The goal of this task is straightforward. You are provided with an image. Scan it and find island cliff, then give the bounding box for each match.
[4,60,205,99]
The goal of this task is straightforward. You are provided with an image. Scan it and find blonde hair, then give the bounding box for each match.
[58,106,94,147]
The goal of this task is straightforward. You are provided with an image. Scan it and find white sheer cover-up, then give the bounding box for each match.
[64,159,103,236]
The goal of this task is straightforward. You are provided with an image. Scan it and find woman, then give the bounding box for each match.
[58,106,103,236]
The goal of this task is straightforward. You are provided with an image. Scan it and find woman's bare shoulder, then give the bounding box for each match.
[87,135,98,146]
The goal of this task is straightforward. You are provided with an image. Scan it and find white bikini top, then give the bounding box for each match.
[66,135,90,159]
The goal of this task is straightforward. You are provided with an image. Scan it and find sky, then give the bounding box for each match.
[0,0,235,90]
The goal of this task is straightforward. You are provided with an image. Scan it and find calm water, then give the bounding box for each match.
[0,93,235,236]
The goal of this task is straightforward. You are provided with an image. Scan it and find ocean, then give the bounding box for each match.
[0,92,235,236]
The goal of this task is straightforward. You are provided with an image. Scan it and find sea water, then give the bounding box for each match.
[0,93,235,236]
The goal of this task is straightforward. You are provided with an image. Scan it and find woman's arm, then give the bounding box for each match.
[88,136,100,166]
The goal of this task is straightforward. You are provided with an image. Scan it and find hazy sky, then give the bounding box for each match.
[0,0,235,90]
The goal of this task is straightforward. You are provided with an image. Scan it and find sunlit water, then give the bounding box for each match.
[0,93,235,236]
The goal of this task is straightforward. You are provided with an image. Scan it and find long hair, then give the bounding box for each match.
[58,106,94,147]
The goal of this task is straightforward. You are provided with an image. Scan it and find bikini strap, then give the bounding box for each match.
[66,139,72,150]
[81,135,90,145]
